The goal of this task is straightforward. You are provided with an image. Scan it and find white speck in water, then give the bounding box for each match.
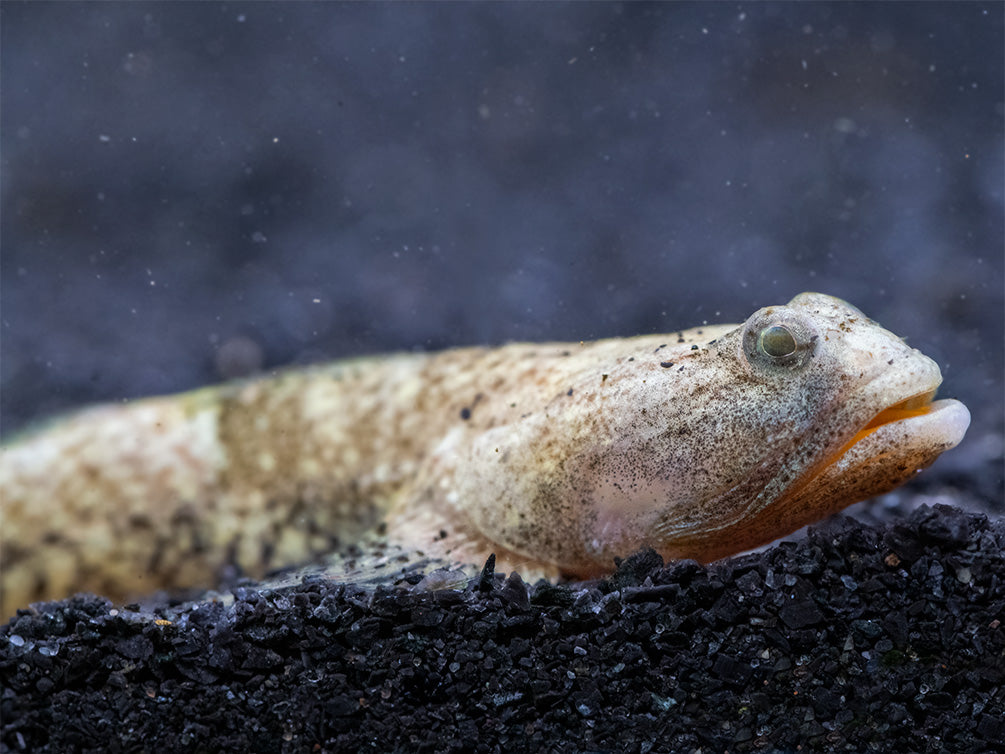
[834,117,856,134]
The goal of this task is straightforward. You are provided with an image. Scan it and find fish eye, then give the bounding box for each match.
[758,325,797,358]
[742,308,818,371]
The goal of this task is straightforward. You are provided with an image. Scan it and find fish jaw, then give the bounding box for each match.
[788,397,970,506]
[656,396,970,566]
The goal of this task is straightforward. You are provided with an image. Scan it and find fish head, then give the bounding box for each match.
[645,291,971,563]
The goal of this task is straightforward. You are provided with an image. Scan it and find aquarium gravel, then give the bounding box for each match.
[2,504,1002,753]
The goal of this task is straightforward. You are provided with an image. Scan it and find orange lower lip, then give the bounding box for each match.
[831,390,937,461]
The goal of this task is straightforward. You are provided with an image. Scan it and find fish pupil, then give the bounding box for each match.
[759,325,797,358]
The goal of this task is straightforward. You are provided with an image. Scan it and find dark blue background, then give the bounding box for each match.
[2,2,1001,503]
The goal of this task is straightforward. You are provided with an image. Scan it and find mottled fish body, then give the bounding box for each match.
[0,293,970,615]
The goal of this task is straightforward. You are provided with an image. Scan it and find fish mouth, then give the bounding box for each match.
[647,385,969,566]
[821,389,970,475]
[838,389,939,454]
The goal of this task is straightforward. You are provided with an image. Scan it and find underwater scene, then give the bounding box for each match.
[2,3,1002,752]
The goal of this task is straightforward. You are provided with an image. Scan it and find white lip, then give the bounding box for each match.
[867,396,969,448]
[833,397,970,472]
[913,398,971,448]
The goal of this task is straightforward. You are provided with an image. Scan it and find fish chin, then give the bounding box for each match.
[763,397,970,537]
[815,397,970,484]
[650,397,970,566]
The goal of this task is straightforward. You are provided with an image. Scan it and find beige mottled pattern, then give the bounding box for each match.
[0,293,969,615]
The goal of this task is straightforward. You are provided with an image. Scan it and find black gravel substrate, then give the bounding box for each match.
[2,503,1002,754]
